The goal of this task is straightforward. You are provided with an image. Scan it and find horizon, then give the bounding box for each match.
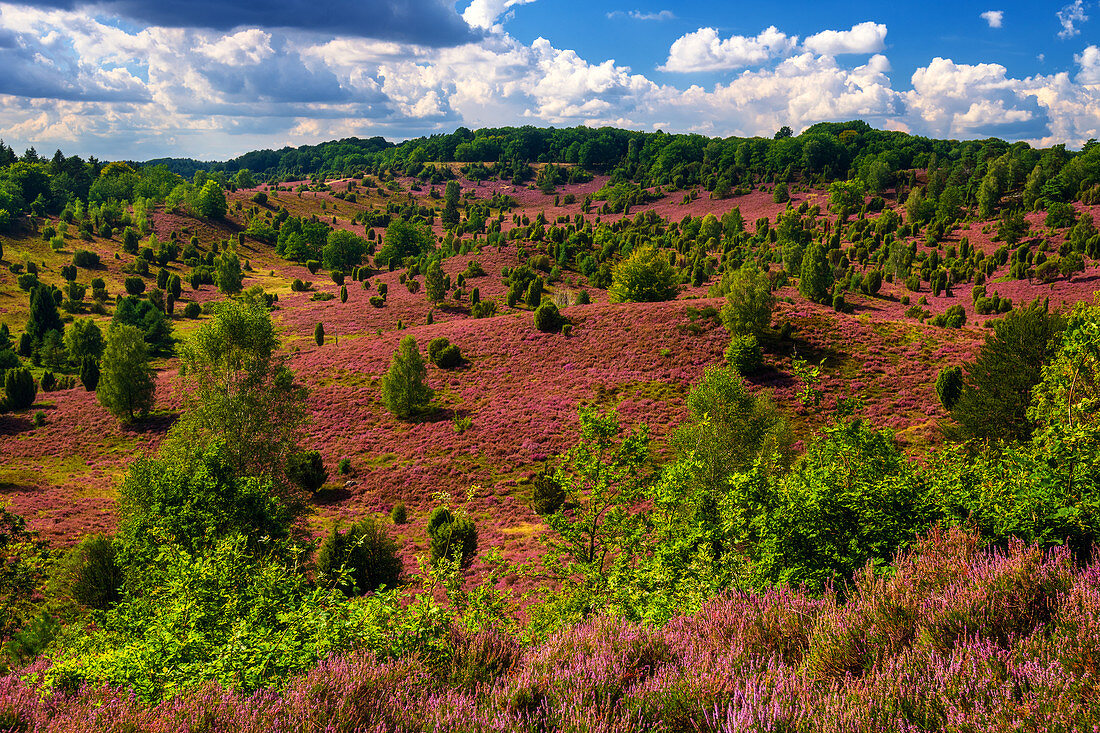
[0,0,1096,161]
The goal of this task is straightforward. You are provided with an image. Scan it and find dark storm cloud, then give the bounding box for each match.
[20,0,481,46]
[0,31,150,101]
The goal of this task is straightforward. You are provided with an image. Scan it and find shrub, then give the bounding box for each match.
[725,333,763,375]
[79,356,100,391]
[534,302,564,333]
[32,410,45,427]
[337,458,351,475]
[369,295,385,308]
[63,535,123,610]
[123,277,145,296]
[608,245,680,303]
[314,323,325,347]
[339,285,348,303]
[936,365,963,411]
[40,370,55,391]
[531,469,565,515]
[291,279,311,292]
[471,300,497,319]
[286,451,327,493]
[72,250,100,269]
[390,502,407,525]
[575,289,591,305]
[831,292,848,313]
[331,271,345,286]
[183,302,201,319]
[428,337,450,364]
[4,368,36,410]
[315,517,402,595]
[427,507,478,567]
[381,336,433,419]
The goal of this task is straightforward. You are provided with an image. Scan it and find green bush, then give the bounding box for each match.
[80,356,100,391]
[183,302,201,319]
[533,302,564,333]
[123,277,145,296]
[725,333,763,375]
[390,501,407,525]
[337,457,351,475]
[64,535,123,610]
[4,368,36,410]
[72,250,100,269]
[286,451,327,493]
[608,245,679,303]
[531,469,565,515]
[315,517,402,595]
[427,507,478,568]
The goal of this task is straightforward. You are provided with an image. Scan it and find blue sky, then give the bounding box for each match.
[0,0,1095,160]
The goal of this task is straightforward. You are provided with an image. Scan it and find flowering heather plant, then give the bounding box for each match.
[4,527,1100,731]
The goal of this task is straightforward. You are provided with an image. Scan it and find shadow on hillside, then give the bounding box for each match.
[313,485,351,504]
[0,481,29,495]
[0,414,33,436]
[123,413,176,435]
[412,406,469,425]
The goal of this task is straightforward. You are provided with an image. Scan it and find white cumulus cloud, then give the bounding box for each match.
[980,10,1004,28]
[803,21,888,55]
[1058,0,1088,39]
[462,0,537,29]
[660,25,798,72]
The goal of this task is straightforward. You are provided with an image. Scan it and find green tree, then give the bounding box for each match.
[79,355,100,392]
[380,336,433,419]
[608,245,679,303]
[3,367,36,410]
[97,324,156,423]
[169,301,307,482]
[316,517,402,594]
[798,242,832,304]
[719,264,775,337]
[671,365,794,487]
[64,318,104,364]
[425,259,446,303]
[314,322,325,346]
[426,506,478,568]
[216,250,243,295]
[536,407,651,627]
[376,219,433,269]
[322,229,366,272]
[26,285,62,345]
[950,301,1065,443]
[194,180,227,219]
[441,180,460,229]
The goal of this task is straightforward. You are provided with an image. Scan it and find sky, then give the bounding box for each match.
[0,0,1096,161]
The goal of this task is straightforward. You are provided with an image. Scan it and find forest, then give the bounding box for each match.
[0,120,1099,730]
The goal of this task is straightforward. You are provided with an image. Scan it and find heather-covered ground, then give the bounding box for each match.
[2,527,1096,732]
[0,173,1095,566]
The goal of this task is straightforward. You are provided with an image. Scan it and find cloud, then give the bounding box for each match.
[1057,0,1088,39]
[803,21,887,55]
[606,9,674,21]
[1077,45,1100,84]
[16,0,480,46]
[660,25,798,72]
[980,10,1004,28]
[462,0,538,29]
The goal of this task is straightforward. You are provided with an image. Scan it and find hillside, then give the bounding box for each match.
[0,124,1099,728]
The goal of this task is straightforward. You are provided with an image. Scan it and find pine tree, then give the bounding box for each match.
[425,260,445,303]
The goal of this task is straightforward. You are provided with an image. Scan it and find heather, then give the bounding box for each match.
[1,124,1100,728]
[3,528,1100,731]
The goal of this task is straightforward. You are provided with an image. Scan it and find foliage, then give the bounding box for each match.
[96,324,156,422]
[316,516,402,595]
[427,337,462,368]
[608,245,679,303]
[193,180,227,218]
[286,451,327,493]
[798,242,833,304]
[116,441,297,567]
[314,322,325,347]
[380,336,433,419]
[533,302,564,333]
[216,250,243,295]
[112,296,173,354]
[169,300,307,483]
[376,219,433,269]
[0,503,44,640]
[26,285,62,346]
[427,506,479,568]
[64,318,104,364]
[322,229,366,272]
[534,407,651,631]
[718,264,775,337]
[3,368,36,410]
[725,332,763,375]
[950,301,1065,443]
[62,534,122,610]
[936,365,963,411]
